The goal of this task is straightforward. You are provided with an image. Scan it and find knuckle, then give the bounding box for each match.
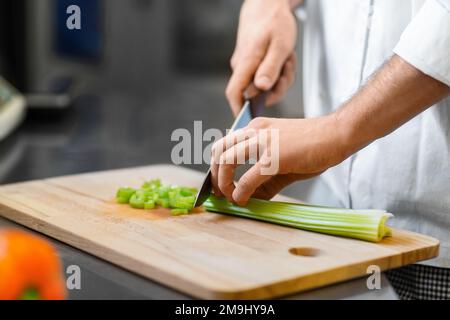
[238,176,252,191]
[219,154,226,165]
[241,46,264,64]
[240,55,258,67]
[230,56,237,70]
[260,62,280,77]
[249,117,268,129]
[275,40,291,53]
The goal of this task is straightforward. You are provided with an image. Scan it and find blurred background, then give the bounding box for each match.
[0,0,331,205]
[0,0,343,299]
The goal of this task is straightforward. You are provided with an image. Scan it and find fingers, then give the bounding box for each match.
[226,62,259,117]
[221,136,259,165]
[228,42,296,114]
[254,40,291,91]
[213,121,273,204]
[212,129,256,164]
[217,138,255,202]
[232,160,272,206]
[217,162,237,202]
[266,53,297,106]
[215,130,260,202]
[226,41,267,117]
[211,129,256,199]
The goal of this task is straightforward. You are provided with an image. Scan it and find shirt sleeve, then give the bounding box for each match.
[393,0,450,87]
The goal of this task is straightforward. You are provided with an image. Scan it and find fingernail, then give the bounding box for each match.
[256,76,272,90]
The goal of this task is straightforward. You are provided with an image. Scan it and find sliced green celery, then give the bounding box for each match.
[171,209,189,216]
[144,200,156,210]
[116,187,136,204]
[203,195,393,243]
[129,193,146,209]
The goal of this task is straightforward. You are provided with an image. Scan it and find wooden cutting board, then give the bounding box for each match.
[0,165,439,299]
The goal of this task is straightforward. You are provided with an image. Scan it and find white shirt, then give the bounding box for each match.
[302,0,450,267]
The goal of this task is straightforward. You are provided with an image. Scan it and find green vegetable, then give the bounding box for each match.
[142,179,161,190]
[158,198,170,208]
[129,192,146,209]
[144,200,156,210]
[116,179,393,242]
[116,187,136,204]
[116,180,197,214]
[171,209,189,216]
[203,195,393,243]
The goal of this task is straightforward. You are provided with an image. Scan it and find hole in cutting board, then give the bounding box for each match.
[289,247,320,257]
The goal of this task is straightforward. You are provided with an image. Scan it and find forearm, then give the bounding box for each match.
[336,55,450,157]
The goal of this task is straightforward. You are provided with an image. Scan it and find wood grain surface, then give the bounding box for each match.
[0,165,440,299]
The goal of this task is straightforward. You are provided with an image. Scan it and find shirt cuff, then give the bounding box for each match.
[393,0,450,87]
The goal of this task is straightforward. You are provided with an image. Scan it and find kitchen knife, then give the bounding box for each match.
[193,92,267,207]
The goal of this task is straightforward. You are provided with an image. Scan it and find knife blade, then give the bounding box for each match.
[193,92,267,207]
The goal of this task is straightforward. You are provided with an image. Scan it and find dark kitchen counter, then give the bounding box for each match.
[0,76,398,300]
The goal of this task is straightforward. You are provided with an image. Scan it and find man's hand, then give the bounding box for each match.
[227,0,298,116]
[211,115,349,205]
[211,55,450,206]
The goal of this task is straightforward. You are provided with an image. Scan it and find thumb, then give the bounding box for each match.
[254,41,290,91]
[232,161,272,206]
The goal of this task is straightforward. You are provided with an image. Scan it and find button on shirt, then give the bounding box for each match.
[301,0,450,267]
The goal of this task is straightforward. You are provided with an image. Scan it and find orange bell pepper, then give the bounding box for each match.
[0,230,66,300]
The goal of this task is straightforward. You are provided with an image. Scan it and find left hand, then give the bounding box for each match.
[210,115,351,206]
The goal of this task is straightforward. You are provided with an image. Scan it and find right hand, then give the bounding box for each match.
[226,0,298,116]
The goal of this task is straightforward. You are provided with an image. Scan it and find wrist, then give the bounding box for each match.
[329,110,367,163]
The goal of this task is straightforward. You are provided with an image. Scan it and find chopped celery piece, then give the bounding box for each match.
[171,209,189,216]
[117,196,130,204]
[116,188,136,204]
[159,198,170,208]
[180,188,197,197]
[116,179,196,214]
[142,179,161,190]
[116,179,197,215]
[203,195,393,243]
[172,196,195,210]
[129,193,145,209]
[144,200,156,210]
[158,186,170,198]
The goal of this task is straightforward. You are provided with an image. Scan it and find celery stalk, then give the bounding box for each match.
[203,195,392,243]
